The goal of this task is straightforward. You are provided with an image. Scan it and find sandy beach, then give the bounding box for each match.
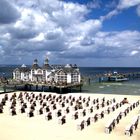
[0,91,140,140]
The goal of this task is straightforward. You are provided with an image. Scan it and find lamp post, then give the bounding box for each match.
[3,84,6,93]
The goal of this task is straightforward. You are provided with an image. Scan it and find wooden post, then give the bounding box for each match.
[70,87,72,93]
[60,87,62,94]
[29,85,31,91]
[14,85,17,91]
[36,85,38,91]
[41,85,43,91]
[88,78,91,85]
[49,86,51,92]
[3,84,6,93]
[24,84,27,91]
[80,85,82,92]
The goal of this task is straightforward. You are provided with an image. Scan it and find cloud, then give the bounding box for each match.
[30,33,45,42]
[117,0,140,9]
[136,5,140,16]
[70,19,102,38]
[50,2,89,27]
[105,0,118,9]
[130,50,139,56]
[96,31,140,58]
[45,28,64,40]
[101,0,140,21]
[100,9,120,21]
[0,45,4,55]
[0,0,140,66]
[56,30,140,60]
[87,0,102,9]
[0,0,20,24]
[9,27,38,39]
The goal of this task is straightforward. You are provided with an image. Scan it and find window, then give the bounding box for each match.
[57,70,67,83]
[37,69,42,74]
[32,70,35,74]
[71,72,79,83]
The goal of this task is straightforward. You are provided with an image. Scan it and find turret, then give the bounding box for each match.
[44,57,49,65]
[33,59,38,65]
[32,59,39,69]
[42,57,52,70]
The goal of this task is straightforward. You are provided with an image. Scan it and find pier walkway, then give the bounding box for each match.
[0,81,83,94]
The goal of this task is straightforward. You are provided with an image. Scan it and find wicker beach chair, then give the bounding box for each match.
[125,124,133,136]
[28,109,34,117]
[59,116,66,125]
[11,108,17,116]
[45,112,52,121]
[86,117,91,126]
[77,120,85,130]
[20,106,26,113]
[38,107,43,115]
[57,109,62,117]
[73,112,78,120]
[0,106,3,113]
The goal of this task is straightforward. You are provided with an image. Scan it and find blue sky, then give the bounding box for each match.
[0,0,140,67]
[65,0,140,31]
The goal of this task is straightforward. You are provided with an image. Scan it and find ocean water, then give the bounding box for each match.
[1,66,140,95]
[80,67,140,96]
[82,80,140,95]
[80,67,140,76]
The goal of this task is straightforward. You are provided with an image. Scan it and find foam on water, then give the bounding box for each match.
[99,86,105,89]
[83,80,140,96]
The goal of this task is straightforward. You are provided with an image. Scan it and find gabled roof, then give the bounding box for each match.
[31,64,40,69]
[13,67,30,72]
[21,64,27,68]
[51,64,65,69]
[55,67,80,74]
[13,68,20,72]
[42,64,53,70]
[20,67,30,72]
[55,69,67,75]
[48,72,55,77]
[63,67,79,73]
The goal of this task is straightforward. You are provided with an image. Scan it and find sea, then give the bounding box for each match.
[1,65,140,96]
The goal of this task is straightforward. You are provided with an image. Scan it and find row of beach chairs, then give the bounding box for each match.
[125,114,140,136]
[77,101,126,130]
[105,100,140,134]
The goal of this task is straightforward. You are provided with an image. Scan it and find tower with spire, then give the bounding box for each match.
[42,57,52,70]
[32,59,39,69]
[44,57,49,65]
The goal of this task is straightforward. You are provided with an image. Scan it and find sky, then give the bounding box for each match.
[0,0,140,67]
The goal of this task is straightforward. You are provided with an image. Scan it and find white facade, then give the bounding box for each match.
[13,59,81,85]
[67,73,71,83]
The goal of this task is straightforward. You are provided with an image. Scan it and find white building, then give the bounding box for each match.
[13,58,81,85]
[13,64,30,81]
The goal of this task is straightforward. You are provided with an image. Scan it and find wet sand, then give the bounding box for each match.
[0,91,140,140]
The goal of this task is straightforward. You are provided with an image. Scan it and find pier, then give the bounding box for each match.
[83,71,140,84]
[0,81,83,94]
